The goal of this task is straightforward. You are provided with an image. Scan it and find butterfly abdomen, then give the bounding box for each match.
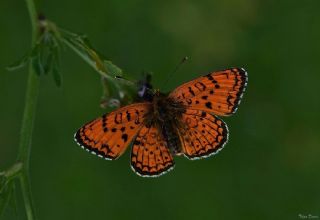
[161,121,181,155]
[153,94,185,155]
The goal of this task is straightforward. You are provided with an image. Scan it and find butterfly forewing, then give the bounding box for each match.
[74,103,151,160]
[175,109,228,159]
[169,68,248,116]
[131,125,175,177]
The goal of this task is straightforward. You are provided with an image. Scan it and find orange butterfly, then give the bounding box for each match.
[74,68,248,177]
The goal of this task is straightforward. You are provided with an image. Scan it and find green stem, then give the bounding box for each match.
[25,0,38,40]
[16,0,40,219]
[19,172,36,220]
[17,64,40,169]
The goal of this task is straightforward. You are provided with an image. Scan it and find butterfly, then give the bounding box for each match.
[74,68,248,177]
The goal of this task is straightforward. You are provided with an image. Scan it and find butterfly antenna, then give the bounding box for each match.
[163,56,189,86]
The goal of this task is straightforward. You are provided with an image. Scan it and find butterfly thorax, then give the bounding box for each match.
[145,92,185,155]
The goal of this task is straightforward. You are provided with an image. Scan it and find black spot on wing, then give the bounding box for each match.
[126,111,131,121]
[188,87,195,96]
[194,82,206,91]
[205,102,212,109]
[206,74,213,80]
[101,144,111,153]
[122,134,128,142]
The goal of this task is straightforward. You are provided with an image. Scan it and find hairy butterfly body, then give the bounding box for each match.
[75,68,248,177]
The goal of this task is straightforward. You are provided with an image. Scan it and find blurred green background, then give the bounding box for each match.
[1,0,320,219]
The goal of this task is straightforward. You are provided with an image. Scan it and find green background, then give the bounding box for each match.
[1,0,320,219]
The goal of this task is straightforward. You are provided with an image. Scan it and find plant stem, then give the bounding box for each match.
[17,64,39,169]
[16,0,40,219]
[17,64,39,220]
[25,0,38,40]
[19,173,36,220]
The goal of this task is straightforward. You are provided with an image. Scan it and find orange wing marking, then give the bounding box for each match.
[169,68,248,116]
[176,109,229,160]
[131,125,175,177]
[74,103,151,160]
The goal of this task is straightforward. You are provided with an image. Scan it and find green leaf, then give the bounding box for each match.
[104,60,123,77]
[29,42,45,76]
[58,27,137,107]
[32,54,44,76]
[0,178,13,217]
[52,65,62,87]
[6,52,31,71]
[8,182,17,217]
[31,43,40,58]
[59,29,123,79]
[44,51,54,75]
[50,44,62,87]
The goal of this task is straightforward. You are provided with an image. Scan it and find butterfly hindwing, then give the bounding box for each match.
[175,109,228,160]
[131,125,175,177]
[74,103,151,160]
[169,68,248,116]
